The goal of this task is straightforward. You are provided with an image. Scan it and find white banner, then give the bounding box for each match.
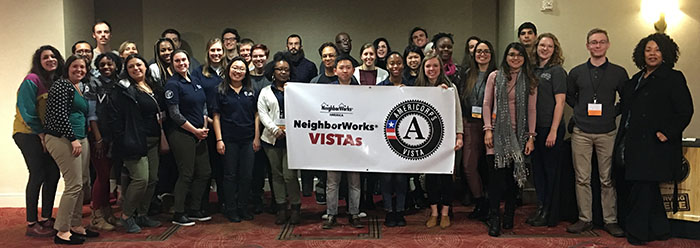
[285,83,456,174]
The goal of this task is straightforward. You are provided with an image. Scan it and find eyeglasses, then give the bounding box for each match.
[274,68,290,72]
[475,49,491,55]
[507,53,523,57]
[223,37,237,42]
[231,67,247,72]
[588,40,608,46]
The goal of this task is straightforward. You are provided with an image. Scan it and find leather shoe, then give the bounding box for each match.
[425,215,438,228]
[566,220,593,233]
[604,223,625,237]
[54,234,85,245]
[70,229,99,238]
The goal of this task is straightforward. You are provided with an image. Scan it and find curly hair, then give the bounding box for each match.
[533,33,564,67]
[632,33,679,69]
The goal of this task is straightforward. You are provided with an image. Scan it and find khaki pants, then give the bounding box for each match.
[571,127,618,224]
[45,135,90,232]
[263,144,301,205]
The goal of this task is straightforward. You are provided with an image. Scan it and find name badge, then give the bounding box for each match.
[275,118,286,131]
[471,106,483,119]
[588,103,602,116]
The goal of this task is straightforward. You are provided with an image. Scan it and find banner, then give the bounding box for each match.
[285,83,456,174]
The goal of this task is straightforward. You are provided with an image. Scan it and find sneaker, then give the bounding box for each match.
[349,214,364,228]
[187,210,212,222]
[172,213,195,226]
[604,223,625,237]
[566,220,593,233]
[384,212,397,227]
[136,215,162,228]
[358,212,367,218]
[121,216,142,233]
[315,193,326,205]
[322,215,336,229]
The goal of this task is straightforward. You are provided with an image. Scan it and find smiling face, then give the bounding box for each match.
[171,52,189,74]
[412,30,427,47]
[92,23,111,46]
[229,60,247,82]
[74,42,93,62]
[126,57,147,82]
[436,37,453,62]
[361,46,376,68]
[506,48,524,70]
[644,40,662,70]
[251,48,267,70]
[474,43,491,67]
[586,32,609,58]
[208,41,223,64]
[40,50,58,72]
[98,56,116,77]
[159,42,174,64]
[273,60,290,82]
[386,54,403,78]
[537,37,554,63]
[376,41,388,58]
[68,59,87,84]
[321,46,337,69]
[424,57,441,82]
[121,43,138,58]
[223,32,237,51]
[406,52,421,70]
[239,44,252,62]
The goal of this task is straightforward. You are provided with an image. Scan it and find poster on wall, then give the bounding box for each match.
[661,147,700,222]
[284,83,456,174]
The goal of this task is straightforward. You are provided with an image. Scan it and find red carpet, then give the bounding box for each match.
[3,195,700,247]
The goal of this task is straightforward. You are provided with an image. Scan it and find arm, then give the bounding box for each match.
[213,113,225,155]
[48,81,77,141]
[253,113,261,151]
[658,72,693,141]
[615,68,630,116]
[524,87,537,155]
[16,79,43,133]
[257,91,279,133]
[565,69,578,108]
[483,71,497,148]
[451,85,464,150]
[546,94,565,147]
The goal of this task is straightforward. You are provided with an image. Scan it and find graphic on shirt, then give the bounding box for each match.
[385,100,444,160]
[165,90,174,99]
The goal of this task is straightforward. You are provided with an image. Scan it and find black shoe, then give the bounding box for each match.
[526,203,544,225]
[349,214,364,228]
[530,210,549,227]
[136,215,162,228]
[566,220,593,233]
[171,213,195,226]
[239,208,254,221]
[187,210,212,222]
[54,234,85,245]
[322,215,336,229]
[70,229,99,238]
[502,201,515,230]
[302,184,312,197]
[315,193,326,205]
[604,223,625,237]
[384,212,397,227]
[468,198,488,221]
[275,209,288,225]
[288,204,301,225]
[226,212,241,223]
[252,203,264,214]
[395,211,407,226]
[487,213,501,237]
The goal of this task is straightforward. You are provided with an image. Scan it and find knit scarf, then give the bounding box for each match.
[493,69,530,187]
[443,58,457,76]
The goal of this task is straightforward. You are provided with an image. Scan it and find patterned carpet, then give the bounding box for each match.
[3,195,700,248]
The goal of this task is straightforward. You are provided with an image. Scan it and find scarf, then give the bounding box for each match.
[468,71,487,108]
[443,58,457,76]
[493,69,530,187]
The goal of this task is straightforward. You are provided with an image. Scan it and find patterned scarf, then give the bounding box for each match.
[443,58,457,76]
[493,69,530,187]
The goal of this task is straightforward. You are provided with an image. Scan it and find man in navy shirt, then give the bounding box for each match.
[311,42,339,84]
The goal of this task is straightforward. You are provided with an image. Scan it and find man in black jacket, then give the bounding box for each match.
[286,34,317,83]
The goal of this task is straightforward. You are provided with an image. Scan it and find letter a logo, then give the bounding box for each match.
[403,117,425,140]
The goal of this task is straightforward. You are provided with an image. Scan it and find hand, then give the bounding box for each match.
[193,128,208,140]
[524,138,535,155]
[71,140,82,157]
[206,116,214,123]
[439,83,449,89]
[454,134,463,151]
[274,128,285,138]
[38,133,47,153]
[253,138,261,152]
[93,140,104,159]
[546,131,556,148]
[484,130,493,149]
[656,132,668,142]
[216,140,225,155]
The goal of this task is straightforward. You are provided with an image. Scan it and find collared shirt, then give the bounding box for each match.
[378,77,408,86]
[211,86,257,142]
[534,64,567,128]
[164,72,207,128]
[330,77,360,85]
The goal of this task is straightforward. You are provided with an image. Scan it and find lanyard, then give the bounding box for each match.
[587,66,607,103]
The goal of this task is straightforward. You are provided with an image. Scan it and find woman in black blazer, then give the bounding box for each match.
[616,33,693,245]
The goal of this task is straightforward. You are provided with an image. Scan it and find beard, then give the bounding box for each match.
[285,49,305,64]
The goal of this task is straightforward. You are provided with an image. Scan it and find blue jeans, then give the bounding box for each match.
[222,140,255,213]
[380,173,407,212]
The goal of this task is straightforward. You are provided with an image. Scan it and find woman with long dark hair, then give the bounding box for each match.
[13,45,64,237]
[149,38,175,86]
[460,40,496,221]
[110,55,165,233]
[45,55,98,244]
[402,45,424,86]
[415,53,464,229]
[482,42,537,237]
[212,57,260,222]
[164,50,212,226]
[373,38,391,70]
[617,33,693,245]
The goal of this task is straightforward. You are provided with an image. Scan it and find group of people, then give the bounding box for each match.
[13,19,692,246]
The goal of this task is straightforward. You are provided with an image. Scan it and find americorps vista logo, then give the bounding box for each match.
[385,100,444,160]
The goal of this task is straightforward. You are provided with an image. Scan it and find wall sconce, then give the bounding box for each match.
[641,0,681,33]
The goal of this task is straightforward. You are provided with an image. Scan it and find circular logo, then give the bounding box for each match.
[384,100,444,160]
[165,90,174,99]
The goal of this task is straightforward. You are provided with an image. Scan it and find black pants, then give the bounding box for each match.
[487,155,517,212]
[426,174,454,206]
[14,133,60,222]
[380,173,408,212]
[251,148,270,206]
[532,126,564,206]
[625,181,670,242]
[202,134,225,210]
[222,140,255,213]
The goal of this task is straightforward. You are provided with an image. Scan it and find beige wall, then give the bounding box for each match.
[0,0,66,206]
[63,0,94,55]
[512,0,700,137]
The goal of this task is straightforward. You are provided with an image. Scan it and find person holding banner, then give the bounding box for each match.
[212,57,260,223]
[414,53,464,229]
[323,55,363,229]
[482,42,538,237]
[258,53,303,225]
[164,50,212,226]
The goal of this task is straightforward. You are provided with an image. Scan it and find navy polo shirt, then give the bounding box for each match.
[378,77,409,86]
[193,65,224,113]
[164,72,207,128]
[211,86,258,142]
[330,77,360,85]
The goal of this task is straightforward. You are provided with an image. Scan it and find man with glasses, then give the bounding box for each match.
[222,28,241,63]
[334,32,360,67]
[565,28,628,238]
[72,41,100,78]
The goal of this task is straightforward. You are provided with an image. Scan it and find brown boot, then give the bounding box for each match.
[90,208,116,231]
[426,215,438,228]
[440,215,451,229]
[102,207,121,227]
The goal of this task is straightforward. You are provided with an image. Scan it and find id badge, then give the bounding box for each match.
[587,103,602,116]
[471,106,483,119]
[275,118,286,131]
